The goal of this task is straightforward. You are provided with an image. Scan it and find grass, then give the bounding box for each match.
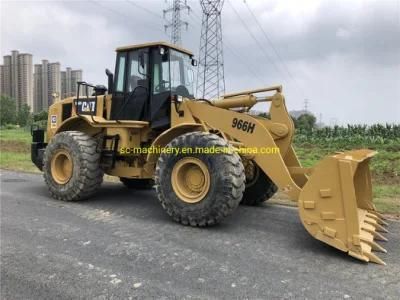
[0,152,38,172]
[0,128,32,143]
[294,143,400,185]
[270,185,400,218]
[0,128,38,172]
[373,185,400,216]
[1,128,399,215]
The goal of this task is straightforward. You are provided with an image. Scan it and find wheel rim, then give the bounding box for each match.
[171,157,210,204]
[244,160,259,187]
[51,149,73,184]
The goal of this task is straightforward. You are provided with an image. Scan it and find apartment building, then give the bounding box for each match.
[1,50,88,113]
[61,68,84,99]
[33,60,61,112]
[0,50,33,111]
[18,53,34,110]
[1,55,12,96]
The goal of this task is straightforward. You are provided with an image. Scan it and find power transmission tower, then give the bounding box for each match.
[164,0,190,45]
[197,0,225,100]
[304,99,309,113]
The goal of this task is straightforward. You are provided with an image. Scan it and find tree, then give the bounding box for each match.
[296,113,316,132]
[33,110,48,122]
[32,110,48,128]
[17,103,31,127]
[0,95,17,125]
[291,116,298,128]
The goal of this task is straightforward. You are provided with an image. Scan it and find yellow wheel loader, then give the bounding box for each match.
[31,41,388,264]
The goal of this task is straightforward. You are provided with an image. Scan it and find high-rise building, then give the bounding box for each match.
[18,53,34,110]
[0,50,33,111]
[11,51,19,101]
[33,60,61,112]
[1,55,12,96]
[1,50,88,113]
[48,62,61,104]
[33,64,42,113]
[61,68,84,98]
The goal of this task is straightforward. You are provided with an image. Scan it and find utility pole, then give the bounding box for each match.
[164,0,190,45]
[197,0,225,100]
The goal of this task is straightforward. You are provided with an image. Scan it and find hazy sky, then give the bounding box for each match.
[1,0,399,124]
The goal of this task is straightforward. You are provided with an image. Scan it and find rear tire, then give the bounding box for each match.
[241,163,278,206]
[43,131,103,201]
[155,132,245,227]
[120,178,154,190]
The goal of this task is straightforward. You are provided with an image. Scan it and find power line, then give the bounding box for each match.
[125,0,163,19]
[242,0,305,96]
[188,5,265,84]
[90,0,265,87]
[226,1,282,74]
[89,0,163,33]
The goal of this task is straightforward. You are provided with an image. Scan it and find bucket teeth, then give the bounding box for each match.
[374,222,389,233]
[372,231,388,242]
[371,211,387,221]
[366,212,389,226]
[365,219,389,233]
[355,209,389,264]
[361,238,387,253]
[361,226,388,242]
[365,252,386,266]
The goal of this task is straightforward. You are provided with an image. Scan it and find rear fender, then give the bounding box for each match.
[52,116,102,140]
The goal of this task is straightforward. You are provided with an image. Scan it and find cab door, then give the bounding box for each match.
[110,49,149,121]
[150,47,172,129]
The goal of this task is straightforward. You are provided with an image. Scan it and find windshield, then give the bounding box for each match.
[170,50,194,98]
[152,48,194,98]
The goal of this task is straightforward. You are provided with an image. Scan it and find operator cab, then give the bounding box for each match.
[108,41,196,129]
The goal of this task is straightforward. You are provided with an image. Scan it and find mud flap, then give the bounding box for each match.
[298,149,389,265]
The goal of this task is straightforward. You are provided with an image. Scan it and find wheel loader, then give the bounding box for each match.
[31,41,389,265]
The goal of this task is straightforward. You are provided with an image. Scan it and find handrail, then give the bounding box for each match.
[222,85,282,98]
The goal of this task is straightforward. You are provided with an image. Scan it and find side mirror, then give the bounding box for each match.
[105,69,113,94]
[191,59,198,67]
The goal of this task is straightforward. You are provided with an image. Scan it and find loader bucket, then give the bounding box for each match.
[298,149,389,265]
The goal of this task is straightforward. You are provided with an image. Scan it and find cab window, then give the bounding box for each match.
[127,50,148,92]
[152,49,170,95]
[170,50,194,98]
[114,52,126,92]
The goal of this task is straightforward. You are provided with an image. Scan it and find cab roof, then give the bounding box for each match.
[116,41,193,56]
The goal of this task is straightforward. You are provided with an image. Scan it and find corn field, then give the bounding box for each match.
[295,124,400,146]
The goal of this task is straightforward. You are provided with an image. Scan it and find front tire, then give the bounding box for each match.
[43,131,103,201]
[155,132,245,227]
[241,161,277,206]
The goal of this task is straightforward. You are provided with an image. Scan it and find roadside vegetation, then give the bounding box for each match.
[0,94,398,215]
[291,125,400,216]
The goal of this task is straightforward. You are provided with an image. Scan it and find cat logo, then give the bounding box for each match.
[76,99,97,115]
[81,101,96,112]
